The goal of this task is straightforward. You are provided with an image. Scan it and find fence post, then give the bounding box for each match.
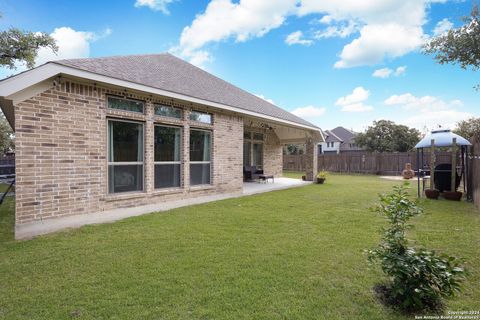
[451,138,457,192]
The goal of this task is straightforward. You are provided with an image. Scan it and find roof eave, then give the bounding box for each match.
[0,62,321,133]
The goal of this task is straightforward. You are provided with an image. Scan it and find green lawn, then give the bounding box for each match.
[0,174,479,319]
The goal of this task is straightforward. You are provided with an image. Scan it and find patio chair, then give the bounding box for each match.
[243,165,264,181]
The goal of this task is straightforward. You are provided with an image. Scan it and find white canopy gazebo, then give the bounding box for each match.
[414,129,472,198]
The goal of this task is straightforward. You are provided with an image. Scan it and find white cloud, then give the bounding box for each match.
[285,31,313,46]
[255,94,275,104]
[433,18,453,36]
[172,0,444,67]
[334,24,424,68]
[404,110,472,130]
[394,65,406,76]
[134,0,176,14]
[175,0,296,66]
[384,93,456,111]
[319,15,333,24]
[372,67,392,78]
[291,105,326,118]
[0,26,111,79]
[35,27,111,66]
[297,0,430,68]
[314,19,357,39]
[372,65,406,78]
[384,92,473,129]
[384,93,417,106]
[335,86,373,112]
[335,86,369,106]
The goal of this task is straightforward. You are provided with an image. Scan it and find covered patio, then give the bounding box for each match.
[243,177,310,195]
[242,117,323,185]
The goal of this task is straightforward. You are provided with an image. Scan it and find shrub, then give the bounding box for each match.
[316,170,327,179]
[367,184,466,313]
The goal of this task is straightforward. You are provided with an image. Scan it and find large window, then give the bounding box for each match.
[154,125,182,189]
[243,141,251,166]
[108,120,144,193]
[243,131,264,169]
[190,130,211,185]
[252,143,263,169]
[107,96,144,113]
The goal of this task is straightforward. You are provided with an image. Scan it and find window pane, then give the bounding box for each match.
[108,165,143,193]
[108,121,143,162]
[154,126,181,162]
[190,111,212,124]
[155,164,181,188]
[108,96,144,113]
[154,104,182,119]
[190,163,210,185]
[253,133,264,140]
[253,143,263,169]
[243,131,251,139]
[190,130,211,161]
[243,142,251,166]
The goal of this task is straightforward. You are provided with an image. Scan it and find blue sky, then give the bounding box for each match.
[0,0,478,132]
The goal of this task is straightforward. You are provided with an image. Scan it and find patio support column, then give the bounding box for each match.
[145,101,155,193]
[305,136,318,181]
[183,109,190,190]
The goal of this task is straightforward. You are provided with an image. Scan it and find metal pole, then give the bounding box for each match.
[430,139,435,190]
[461,146,466,193]
[451,138,457,192]
[417,148,421,197]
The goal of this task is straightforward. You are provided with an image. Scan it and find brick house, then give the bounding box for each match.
[0,53,323,239]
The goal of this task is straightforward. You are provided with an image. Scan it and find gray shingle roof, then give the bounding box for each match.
[51,53,317,129]
[323,130,343,143]
[330,126,356,143]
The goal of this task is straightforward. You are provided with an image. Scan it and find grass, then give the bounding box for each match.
[0,173,479,319]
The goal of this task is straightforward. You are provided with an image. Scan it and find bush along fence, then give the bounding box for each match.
[283,152,452,176]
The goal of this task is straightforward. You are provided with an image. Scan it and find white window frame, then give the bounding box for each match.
[107,118,145,194]
[154,124,183,189]
[189,128,212,185]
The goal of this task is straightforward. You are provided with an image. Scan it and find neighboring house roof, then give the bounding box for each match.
[330,126,356,143]
[323,129,343,143]
[0,53,321,133]
[53,53,317,129]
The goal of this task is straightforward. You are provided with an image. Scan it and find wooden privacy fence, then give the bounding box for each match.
[0,155,15,176]
[469,141,480,208]
[283,152,452,176]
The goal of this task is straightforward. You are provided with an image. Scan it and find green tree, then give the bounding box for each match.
[0,114,14,153]
[454,117,480,142]
[355,120,420,152]
[284,144,304,155]
[423,5,480,89]
[0,14,57,69]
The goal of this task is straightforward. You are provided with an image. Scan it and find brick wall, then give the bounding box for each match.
[263,130,283,177]
[15,80,243,224]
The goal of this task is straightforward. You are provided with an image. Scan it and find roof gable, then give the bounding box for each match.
[323,130,343,142]
[330,126,356,142]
